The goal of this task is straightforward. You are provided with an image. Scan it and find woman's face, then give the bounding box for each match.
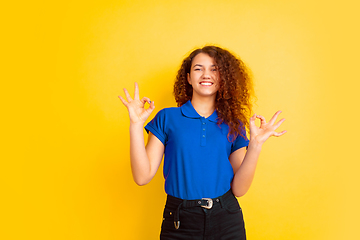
[187,53,220,100]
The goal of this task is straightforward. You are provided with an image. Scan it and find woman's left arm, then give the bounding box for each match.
[230,111,287,197]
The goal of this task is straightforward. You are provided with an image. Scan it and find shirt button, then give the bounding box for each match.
[203,128,205,130]
[202,122,206,125]
[203,135,205,137]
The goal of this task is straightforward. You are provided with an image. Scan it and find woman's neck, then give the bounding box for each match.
[190,97,216,118]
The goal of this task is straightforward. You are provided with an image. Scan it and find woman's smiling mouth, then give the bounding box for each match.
[200,81,213,86]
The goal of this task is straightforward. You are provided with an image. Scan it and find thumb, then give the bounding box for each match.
[145,101,155,115]
[149,100,155,110]
[249,114,256,126]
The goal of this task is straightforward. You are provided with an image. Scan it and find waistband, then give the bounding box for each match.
[166,189,233,208]
[165,189,234,229]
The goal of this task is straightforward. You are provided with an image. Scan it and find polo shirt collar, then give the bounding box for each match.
[180,100,218,122]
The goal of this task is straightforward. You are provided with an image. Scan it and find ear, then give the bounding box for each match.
[187,73,191,85]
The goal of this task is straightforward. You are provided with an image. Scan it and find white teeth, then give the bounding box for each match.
[200,82,212,86]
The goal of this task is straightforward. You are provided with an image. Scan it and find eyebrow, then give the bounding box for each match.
[193,64,216,68]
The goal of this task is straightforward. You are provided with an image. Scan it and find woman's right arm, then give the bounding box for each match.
[119,83,165,185]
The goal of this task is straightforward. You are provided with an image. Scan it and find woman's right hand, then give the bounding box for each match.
[118,82,155,124]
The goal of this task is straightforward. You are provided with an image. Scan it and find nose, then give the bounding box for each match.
[202,69,211,78]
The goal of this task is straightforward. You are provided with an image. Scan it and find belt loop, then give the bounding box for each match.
[174,201,183,230]
[218,195,224,208]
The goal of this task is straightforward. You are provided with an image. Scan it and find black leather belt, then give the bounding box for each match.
[173,195,224,229]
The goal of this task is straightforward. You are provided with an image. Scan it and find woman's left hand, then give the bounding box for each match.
[249,111,287,145]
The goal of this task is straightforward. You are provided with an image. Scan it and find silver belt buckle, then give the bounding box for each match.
[201,198,213,209]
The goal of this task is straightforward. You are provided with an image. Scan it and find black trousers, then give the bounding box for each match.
[160,189,246,240]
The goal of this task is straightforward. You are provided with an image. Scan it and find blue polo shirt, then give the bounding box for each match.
[145,100,249,200]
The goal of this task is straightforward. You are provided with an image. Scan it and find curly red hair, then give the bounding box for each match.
[173,45,254,141]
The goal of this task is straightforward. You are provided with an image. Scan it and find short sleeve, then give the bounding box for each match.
[231,125,249,153]
[144,109,167,145]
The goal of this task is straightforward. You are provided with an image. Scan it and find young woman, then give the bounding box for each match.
[119,46,286,239]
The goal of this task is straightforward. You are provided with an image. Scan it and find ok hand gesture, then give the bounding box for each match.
[118,82,155,124]
[249,111,287,145]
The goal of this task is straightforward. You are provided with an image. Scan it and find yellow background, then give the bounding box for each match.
[2,0,360,239]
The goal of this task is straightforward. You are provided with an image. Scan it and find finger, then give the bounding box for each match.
[144,101,156,117]
[145,99,155,111]
[134,82,140,100]
[249,114,256,126]
[269,111,282,125]
[256,114,267,126]
[118,95,128,107]
[141,97,151,105]
[145,104,156,115]
[273,118,286,129]
[273,130,287,137]
[149,100,155,110]
[123,88,133,102]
